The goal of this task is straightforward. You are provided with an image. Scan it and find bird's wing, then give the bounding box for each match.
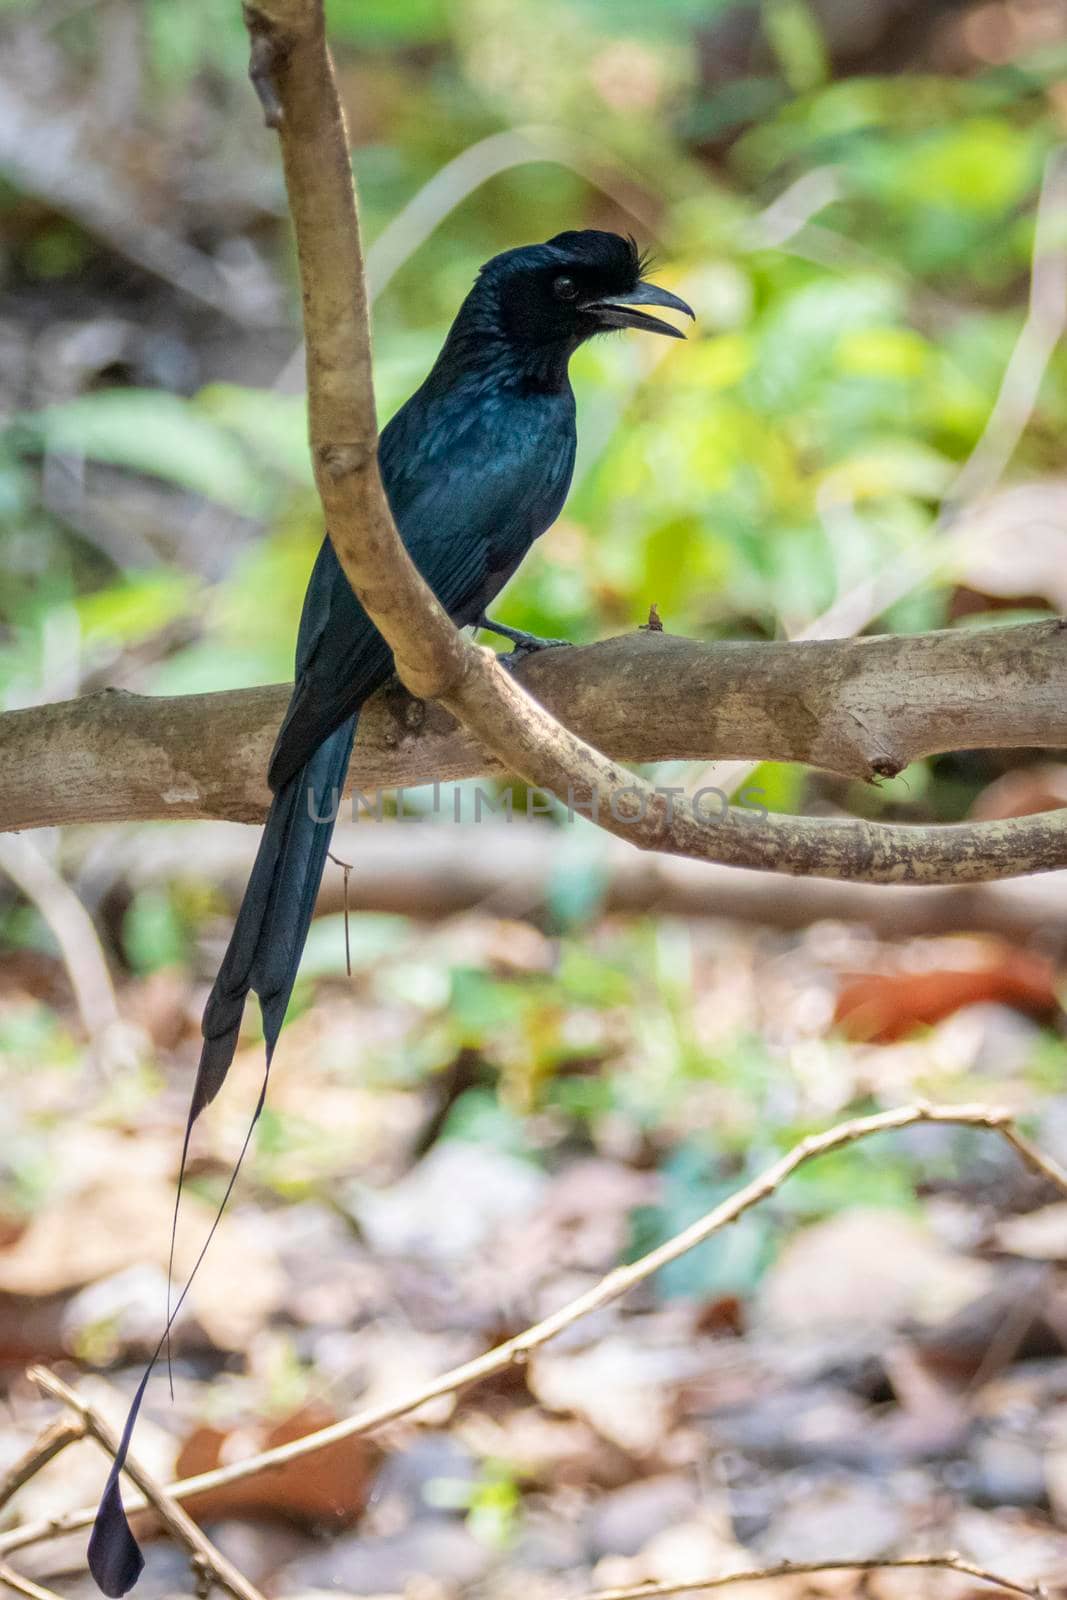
[268,400,574,789]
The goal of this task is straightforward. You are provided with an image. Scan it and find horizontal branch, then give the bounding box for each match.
[2,620,1065,829]
[111,821,1067,946]
[234,0,1067,890]
[581,1554,1043,1600]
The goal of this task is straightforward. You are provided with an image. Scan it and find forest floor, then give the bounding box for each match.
[4,900,1067,1599]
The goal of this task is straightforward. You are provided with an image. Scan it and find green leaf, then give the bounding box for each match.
[122,888,188,974]
[298,913,410,979]
[198,385,314,485]
[762,0,829,93]
[14,391,271,513]
[76,571,197,650]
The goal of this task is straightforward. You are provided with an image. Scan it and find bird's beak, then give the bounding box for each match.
[584,279,695,339]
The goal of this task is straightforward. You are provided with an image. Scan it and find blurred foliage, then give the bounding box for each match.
[2,0,1065,717]
[2,0,1067,1233]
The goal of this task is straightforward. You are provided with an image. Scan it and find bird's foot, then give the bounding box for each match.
[478,615,571,659]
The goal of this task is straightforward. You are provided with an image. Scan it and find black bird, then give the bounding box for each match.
[88,228,693,1596]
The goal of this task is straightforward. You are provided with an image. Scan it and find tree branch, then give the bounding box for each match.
[217,2,1067,890]
[2,1103,1064,1570]
[28,1370,266,1600]
[107,823,1067,947]
[4,619,1067,884]
[580,1554,1046,1600]
[0,1418,85,1514]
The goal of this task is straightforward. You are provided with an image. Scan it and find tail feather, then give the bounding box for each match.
[88,714,357,1599]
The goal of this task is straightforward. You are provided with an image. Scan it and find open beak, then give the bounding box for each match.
[585,279,695,339]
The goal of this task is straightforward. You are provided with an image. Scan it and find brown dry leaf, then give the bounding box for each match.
[0,1291,68,1365]
[755,1209,993,1341]
[177,1403,378,1527]
[834,948,1058,1043]
[0,1176,282,1349]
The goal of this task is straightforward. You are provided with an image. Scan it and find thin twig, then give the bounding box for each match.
[327,849,352,975]
[0,1562,66,1600]
[27,1370,266,1600]
[0,835,120,1044]
[0,1417,86,1512]
[3,1102,1064,1565]
[580,1552,1047,1600]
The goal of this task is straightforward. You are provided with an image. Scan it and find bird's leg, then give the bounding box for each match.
[477,615,571,656]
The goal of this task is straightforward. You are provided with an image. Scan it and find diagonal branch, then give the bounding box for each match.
[237,0,1067,889]
[2,1102,1065,1569]
[0,1561,66,1600]
[28,1370,265,1600]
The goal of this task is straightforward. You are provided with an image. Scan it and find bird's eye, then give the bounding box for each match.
[553,274,580,302]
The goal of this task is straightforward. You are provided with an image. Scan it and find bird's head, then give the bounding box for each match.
[470,230,694,361]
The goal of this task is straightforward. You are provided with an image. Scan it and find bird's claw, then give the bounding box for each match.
[509,632,571,654]
[478,616,572,659]
[496,637,570,673]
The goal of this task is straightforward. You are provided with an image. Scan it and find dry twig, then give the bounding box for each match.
[27,1370,266,1600]
[0,1417,85,1512]
[0,1561,66,1600]
[581,1552,1047,1600]
[2,1102,1064,1569]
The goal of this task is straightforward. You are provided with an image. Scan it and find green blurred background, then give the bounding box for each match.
[2,0,1067,1189]
[1,0,1066,1156]
[3,0,1066,734]
[4,4,1067,1590]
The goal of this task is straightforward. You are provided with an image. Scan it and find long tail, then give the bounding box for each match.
[197,713,357,1112]
[88,715,357,1599]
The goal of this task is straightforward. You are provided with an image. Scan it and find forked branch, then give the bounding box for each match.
[234,0,1067,886]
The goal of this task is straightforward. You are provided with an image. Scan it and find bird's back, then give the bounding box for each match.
[268,374,576,788]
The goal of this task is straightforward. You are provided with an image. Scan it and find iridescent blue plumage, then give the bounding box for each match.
[88,228,692,1596]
